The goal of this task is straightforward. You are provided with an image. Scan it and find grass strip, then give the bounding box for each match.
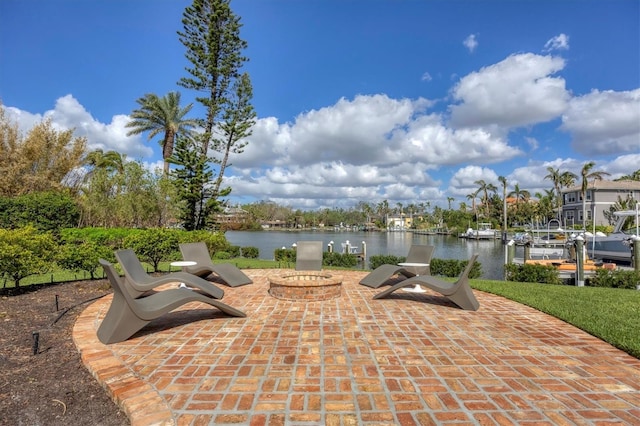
[471,279,640,359]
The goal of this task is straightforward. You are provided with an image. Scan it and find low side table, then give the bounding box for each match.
[170,261,197,288]
[398,262,430,293]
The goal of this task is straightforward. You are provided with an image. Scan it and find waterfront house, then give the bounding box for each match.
[561,180,640,227]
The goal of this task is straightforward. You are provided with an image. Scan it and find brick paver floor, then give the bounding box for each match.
[73,269,640,425]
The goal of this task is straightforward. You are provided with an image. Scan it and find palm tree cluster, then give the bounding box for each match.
[122,0,255,230]
[461,162,623,229]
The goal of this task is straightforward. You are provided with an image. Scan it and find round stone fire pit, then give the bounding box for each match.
[268,271,343,301]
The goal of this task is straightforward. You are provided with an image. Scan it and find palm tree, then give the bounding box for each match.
[508,183,531,204]
[534,189,555,223]
[544,167,578,224]
[466,191,478,217]
[126,91,198,174]
[615,169,640,181]
[84,149,125,175]
[474,179,497,217]
[579,161,611,227]
[544,167,562,221]
[557,171,577,225]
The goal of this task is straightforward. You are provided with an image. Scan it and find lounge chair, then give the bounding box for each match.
[97,259,246,344]
[295,241,323,271]
[115,249,225,299]
[359,244,435,288]
[373,254,480,311]
[178,242,253,287]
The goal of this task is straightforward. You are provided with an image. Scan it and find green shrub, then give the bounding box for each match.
[60,227,133,250]
[430,258,482,278]
[323,252,358,268]
[0,191,79,231]
[504,263,562,285]
[241,246,259,258]
[275,248,296,262]
[213,251,231,260]
[123,228,179,271]
[0,226,58,286]
[368,256,482,279]
[228,245,241,258]
[369,255,405,270]
[177,230,230,253]
[589,269,640,289]
[58,239,113,279]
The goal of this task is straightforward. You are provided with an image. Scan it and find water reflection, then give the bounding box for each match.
[225,230,506,280]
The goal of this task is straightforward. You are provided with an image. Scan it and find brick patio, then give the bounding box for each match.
[73,269,640,425]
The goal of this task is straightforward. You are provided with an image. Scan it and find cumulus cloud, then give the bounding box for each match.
[544,34,570,52]
[221,92,527,209]
[421,72,432,82]
[448,165,499,197]
[5,94,152,159]
[604,154,640,179]
[463,34,478,53]
[449,53,570,128]
[561,89,640,155]
[4,50,637,211]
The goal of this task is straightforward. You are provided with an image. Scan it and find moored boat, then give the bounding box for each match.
[586,205,639,263]
[461,222,499,239]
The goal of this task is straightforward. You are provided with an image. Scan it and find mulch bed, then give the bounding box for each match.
[1,280,128,426]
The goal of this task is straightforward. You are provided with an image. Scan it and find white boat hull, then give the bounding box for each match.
[586,207,638,263]
[587,235,633,263]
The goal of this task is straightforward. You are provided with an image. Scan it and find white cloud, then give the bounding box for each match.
[463,34,478,53]
[604,154,640,179]
[448,165,499,197]
[5,94,152,159]
[561,89,640,155]
[4,50,637,211]
[449,53,569,128]
[421,72,432,82]
[544,34,570,52]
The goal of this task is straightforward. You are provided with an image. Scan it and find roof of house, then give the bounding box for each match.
[563,179,640,192]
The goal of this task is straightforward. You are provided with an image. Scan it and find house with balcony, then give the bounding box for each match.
[561,180,640,227]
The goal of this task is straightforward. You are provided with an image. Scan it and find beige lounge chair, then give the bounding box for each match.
[295,241,323,271]
[97,259,245,344]
[359,245,434,288]
[373,254,480,311]
[179,242,253,287]
[115,249,225,299]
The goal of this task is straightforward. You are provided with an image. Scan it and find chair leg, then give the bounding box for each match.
[446,288,480,311]
[97,294,150,344]
[208,300,247,318]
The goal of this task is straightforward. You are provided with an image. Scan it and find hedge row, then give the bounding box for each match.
[505,263,639,289]
[0,226,259,286]
[274,248,358,268]
[368,254,483,279]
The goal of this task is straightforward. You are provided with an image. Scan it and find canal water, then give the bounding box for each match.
[225,230,508,280]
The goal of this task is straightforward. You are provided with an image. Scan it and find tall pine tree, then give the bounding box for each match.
[177,0,249,155]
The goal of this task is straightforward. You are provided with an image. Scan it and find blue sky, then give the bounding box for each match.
[1,0,639,210]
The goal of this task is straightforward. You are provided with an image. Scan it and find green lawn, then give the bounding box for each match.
[471,279,640,359]
[4,259,639,359]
